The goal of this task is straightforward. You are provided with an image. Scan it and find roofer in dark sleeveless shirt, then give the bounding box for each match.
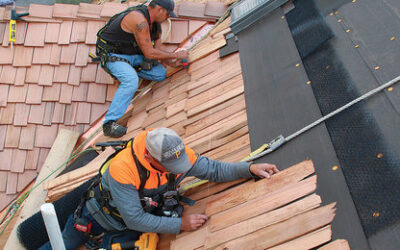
[99,0,189,138]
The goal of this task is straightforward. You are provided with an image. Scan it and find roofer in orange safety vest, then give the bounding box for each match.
[39,128,279,249]
[95,0,189,138]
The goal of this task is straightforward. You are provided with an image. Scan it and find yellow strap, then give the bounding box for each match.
[9,20,16,43]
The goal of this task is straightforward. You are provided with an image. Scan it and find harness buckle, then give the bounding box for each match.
[102,206,111,214]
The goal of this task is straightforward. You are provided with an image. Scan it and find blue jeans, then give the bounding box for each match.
[39,206,141,250]
[104,53,166,124]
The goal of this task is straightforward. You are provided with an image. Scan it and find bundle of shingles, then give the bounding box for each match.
[159,160,350,250]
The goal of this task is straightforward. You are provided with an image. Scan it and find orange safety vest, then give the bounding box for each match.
[107,129,198,190]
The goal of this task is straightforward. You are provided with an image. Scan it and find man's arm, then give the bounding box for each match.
[154,39,185,68]
[187,155,279,182]
[121,12,188,60]
[107,175,182,234]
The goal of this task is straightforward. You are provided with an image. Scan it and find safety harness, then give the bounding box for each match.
[73,139,194,236]
[89,4,161,78]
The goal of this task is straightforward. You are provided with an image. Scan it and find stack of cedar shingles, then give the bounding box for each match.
[0,1,229,212]
[159,161,350,250]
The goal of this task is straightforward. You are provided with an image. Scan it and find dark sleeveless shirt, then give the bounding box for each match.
[99,5,162,55]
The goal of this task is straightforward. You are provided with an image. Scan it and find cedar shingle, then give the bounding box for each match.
[32,45,52,64]
[42,83,61,102]
[17,171,37,192]
[58,21,73,45]
[0,65,17,84]
[13,46,33,67]
[52,103,65,123]
[75,44,90,66]
[0,7,4,20]
[28,103,46,124]
[35,124,58,148]
[53,65,70,83]
[10,150,26,173]
[178,2,207,19]
[49,44,61,65]
[28,4,54,19]
[19,124,36,150]
[0,149,12,170]
[0,104,15,124]
[60,44,77,64]
[6,172,18,194]
[72,82,88,101]
[53,4,78,18]
[106,83,118,102]
[15,22,28,45]
[95,67,113,84]
[2,23,9,47]
[86,21,105,44]
[45,23,60,43]
[71,21,87,43]
[204,1,227,17]
[77,3,102,19]
[87,83,107,103]
[170,20,189,44]
[0,125,7,150]
[37,148,50,172]
[76,102,91,124]
[24,23,46,47]
[0,84,8,107]
[68,66,82,86]
[0,171,7,192]
[38,65,54,86]
[5,125,21,148]
[43,102,54,125]
[13,103,30,126]
[26,84,43,104]
[64,102,78,125]
[8,85,28,103]
[25,148,40,170]
[59,84,74,104]
[26,65,41,83]
[0,22,6,41]
[0,46,14,64]
[90,103,108,124]
[81,63,97,82]
[189,20,207,35]
[100,3,126,18]
[14,67,27,86]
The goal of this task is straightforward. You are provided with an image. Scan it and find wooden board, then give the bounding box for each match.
[206,160,315,216]
[214,203,336,250]
[209,175,317,232]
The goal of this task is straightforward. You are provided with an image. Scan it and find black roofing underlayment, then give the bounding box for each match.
[287,0,400,236]
[236,3,369,249]
[287,0,400,248]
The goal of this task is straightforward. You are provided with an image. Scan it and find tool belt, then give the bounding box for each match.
[89,39,160,80]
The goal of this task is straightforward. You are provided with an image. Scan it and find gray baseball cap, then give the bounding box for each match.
[145,127,191,174]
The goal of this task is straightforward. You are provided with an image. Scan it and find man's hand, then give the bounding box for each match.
[174,50,189,60]
[250,163,279,179]
[181,214,208,232]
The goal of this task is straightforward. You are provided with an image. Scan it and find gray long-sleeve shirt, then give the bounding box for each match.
[86,155,252,234]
